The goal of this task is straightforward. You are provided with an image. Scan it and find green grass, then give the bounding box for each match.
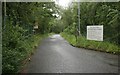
[60,32,120,54]
[18,34,49,72]
[48,32,55,36]
[2,33,49,73]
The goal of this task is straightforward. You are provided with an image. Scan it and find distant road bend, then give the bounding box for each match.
[23,34,118,73]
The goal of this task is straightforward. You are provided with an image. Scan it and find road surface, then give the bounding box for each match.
[23,34,118,73]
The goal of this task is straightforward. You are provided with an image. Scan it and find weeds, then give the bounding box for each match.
[61,32,120,54]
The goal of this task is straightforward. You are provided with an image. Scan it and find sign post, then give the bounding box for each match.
[87,25,103,41]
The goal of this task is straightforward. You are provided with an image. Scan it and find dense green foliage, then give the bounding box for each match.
[59,2,119,54]
[2,2,57,73]
[59,2,119,45]
[2,1,120,73]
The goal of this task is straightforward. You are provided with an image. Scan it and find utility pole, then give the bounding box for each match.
[78,0,81,36]
[3,0,6,30]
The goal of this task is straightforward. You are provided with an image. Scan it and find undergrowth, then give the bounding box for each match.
[60,32,120,54]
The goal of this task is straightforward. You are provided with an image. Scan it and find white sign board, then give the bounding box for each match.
[87,25,103,41]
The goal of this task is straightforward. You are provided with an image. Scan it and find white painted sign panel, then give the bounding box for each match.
[87,25,103,41]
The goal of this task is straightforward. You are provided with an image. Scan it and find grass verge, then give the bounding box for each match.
[60,32,120,55]
[2,33,49,73]
[18,33,49,73]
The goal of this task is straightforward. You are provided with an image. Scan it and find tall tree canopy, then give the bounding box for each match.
[2,2,58,73]
[60,2,119,45]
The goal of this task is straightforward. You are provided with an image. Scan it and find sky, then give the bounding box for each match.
[54,0,72,8]
[54,0,119,5]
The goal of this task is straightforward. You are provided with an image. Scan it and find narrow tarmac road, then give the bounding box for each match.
[24,34,118,73]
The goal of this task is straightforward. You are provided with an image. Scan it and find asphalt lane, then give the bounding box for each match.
[24,34,118,73]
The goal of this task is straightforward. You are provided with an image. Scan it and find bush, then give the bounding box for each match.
[2,21,48,73]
